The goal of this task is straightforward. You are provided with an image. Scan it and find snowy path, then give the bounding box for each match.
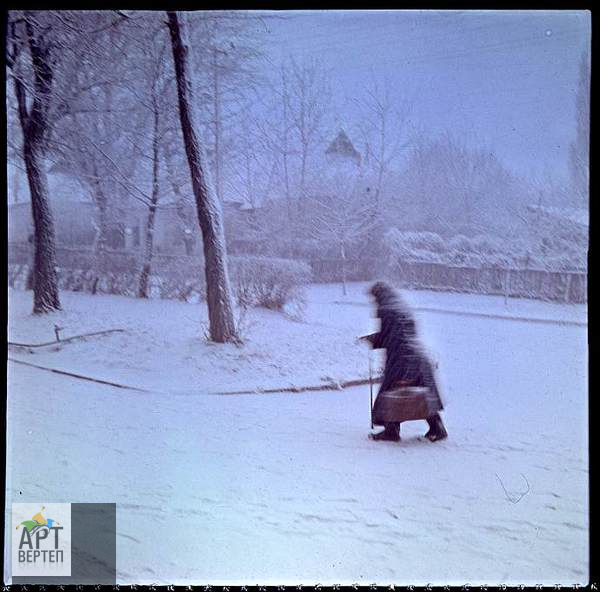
[6,286,588,584]
[7,363,588,584]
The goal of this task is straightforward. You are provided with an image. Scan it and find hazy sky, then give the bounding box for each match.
[255,10,590,183]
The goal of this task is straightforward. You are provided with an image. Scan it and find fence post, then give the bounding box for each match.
[565,273,572,303]
[503,269,511,304]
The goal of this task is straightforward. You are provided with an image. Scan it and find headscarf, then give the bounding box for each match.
[370,281,417,340]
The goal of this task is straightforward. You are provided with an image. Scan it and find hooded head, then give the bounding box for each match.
[370,281,418,341]
[369,281,397,306]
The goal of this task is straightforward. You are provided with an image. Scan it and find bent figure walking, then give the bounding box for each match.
[363,281,448,442]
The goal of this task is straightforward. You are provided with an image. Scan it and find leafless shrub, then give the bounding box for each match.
[232,256,311,312]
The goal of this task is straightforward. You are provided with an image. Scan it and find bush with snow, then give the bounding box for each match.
[448,234,473,254]
[154,269,205,302]
[471,234,503,255]
[385,229,446,255]
[383,226,586,272]
[384,229,446,267]
[484,252,517,268]
[231,256,312,312]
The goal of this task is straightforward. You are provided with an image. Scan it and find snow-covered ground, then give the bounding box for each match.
[6,284,586,393]
[6,285,588,585]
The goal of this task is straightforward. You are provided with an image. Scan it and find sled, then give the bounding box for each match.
[372,386,441,425]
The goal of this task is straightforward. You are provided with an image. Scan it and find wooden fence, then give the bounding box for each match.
[309,257,587,304]
[8,244,587,304]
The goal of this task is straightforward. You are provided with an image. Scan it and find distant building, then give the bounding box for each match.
[324,129,363,182]
[8,199,98,246]
[325,129,362,167]
[8,187,262,257]
[315,129,371,201]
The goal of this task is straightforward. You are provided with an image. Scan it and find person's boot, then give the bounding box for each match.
[424,415,437,439]
[426,415,448,442]
[370,423,400,442]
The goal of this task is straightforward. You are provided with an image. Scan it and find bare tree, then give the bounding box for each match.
[136,94,162,298]
[308,161,378,296]
[8,12,61,313]
[569,53,590,208]
[234,114,277,211]
[251,58,332,256]
[357,77,412,208]
[163,131,196,256]
[247,69,295,255]
[167,11,238,343]
[187,13,261,204]
[48,18,147,293]
[134,32,175,298]
[286,58,331,209]
[8,11,135,309]
[401,133,525,237]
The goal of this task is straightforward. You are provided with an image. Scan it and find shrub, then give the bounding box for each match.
[544,252,586,272]
[384,229,446,260]
[154,272,205,302]
[472,235,502,255]
[447,249,467,265]
[483,252,516,268]
[448,234,472,253]
[463,253,484,268]
[231,256,312,312]
[411,231,446,253]
[57,268,138,296]
[385,229,446,254]
[152,257,205,301]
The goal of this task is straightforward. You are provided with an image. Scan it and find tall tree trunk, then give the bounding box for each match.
[138,103,161,298]
[22,142,61,312]
[91,161,109,294]
[12,15,61,313]
[167,11,238,343]
[340,240,347,297]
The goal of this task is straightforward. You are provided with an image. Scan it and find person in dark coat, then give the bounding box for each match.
[362,281,448,442]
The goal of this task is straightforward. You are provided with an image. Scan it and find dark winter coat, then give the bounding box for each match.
[366,283,443,410]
